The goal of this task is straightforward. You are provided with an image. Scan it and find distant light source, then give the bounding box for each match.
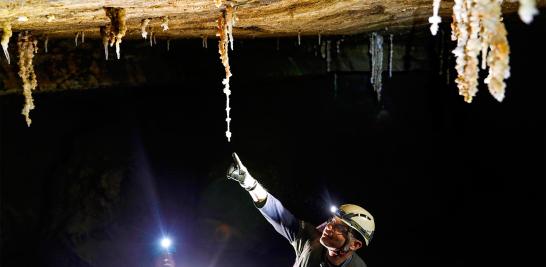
[160,237,172,249]
[330,206,338,213]
[17,16,29,22]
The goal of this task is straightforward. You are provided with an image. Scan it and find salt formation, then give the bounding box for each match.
[46,15,55,22]
[141,18,150,39]
[17,31,38,127]
[167,39,170,51]
[318,33,321,45]
[149,30,154,47]
[1,23,12,64]
[81,31,85,44]
[389,34,393,78]
[298,31,301,46]
[161,16,169,31]
[75,32,79,47]
[104,7,127,60]
[336,39,343,54]
[451,0,480,102]
[225,5,237,50]
[451,0,510,103]
[429,0,442,35]
[481,0,511,102]
[217,9,235,142]
[44,35,48,53]
[369,32,384,101]
[17,16,29,22]
[202,36,208,48]
[320,41,326,59]
[100,26,109,60]
[518,0,538,24]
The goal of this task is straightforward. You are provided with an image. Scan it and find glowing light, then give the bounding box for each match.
[330,206,338,213]
[160,237,172,249]
[17,16,28,22]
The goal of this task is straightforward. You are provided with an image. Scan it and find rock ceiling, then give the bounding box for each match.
[1,0,544,39]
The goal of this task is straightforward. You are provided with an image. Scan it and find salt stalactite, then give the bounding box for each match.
[326,40,332,72]
[451,0,478,103]
[320,41,326,59]
[17,31,39,127]
[318,33,321,45]
[217,10,233,141]
[429,0,442,35]
[276,38,280,51]
[104,7,127,60]
[161,16,169,31]
[153,34,157,45]
[141,18,150,39]
[75,32,79,47]
[167,39,170,51]
[298,31,301,46]
[369,32,384,101]
[44,35,48,53]
[389,34,393,78]
[518,0,538,24]
[1,23,12,64]
[481,0,510,102]
[336,39,342,54]
[451,0,510,103]
[100,26,109,60]
[225,5,237,51]
[149,30,154,47]
[202,35,208,48]
[81,31,85,44]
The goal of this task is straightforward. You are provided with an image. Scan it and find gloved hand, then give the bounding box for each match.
[227,152,257,191]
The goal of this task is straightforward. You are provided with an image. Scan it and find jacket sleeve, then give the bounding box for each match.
[257,192,300,244]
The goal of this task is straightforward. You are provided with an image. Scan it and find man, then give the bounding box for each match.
[227,153,375,267]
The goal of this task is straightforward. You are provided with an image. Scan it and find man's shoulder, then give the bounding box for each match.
[349,253,367,267]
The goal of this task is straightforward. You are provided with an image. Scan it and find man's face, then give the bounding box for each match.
[319,216,351,249]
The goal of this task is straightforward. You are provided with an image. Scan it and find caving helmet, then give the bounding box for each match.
[333,204,375,247]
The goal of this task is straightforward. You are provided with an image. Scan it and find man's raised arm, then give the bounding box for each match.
[227,152,300,243]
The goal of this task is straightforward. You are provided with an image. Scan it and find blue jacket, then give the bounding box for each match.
[257,193,367,267]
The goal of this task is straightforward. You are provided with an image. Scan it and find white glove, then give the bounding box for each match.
[227,152,258,191]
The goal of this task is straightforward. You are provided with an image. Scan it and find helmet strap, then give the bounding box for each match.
[329,233,351,256]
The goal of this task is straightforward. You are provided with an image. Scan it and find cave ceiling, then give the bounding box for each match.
[1,0,544,39]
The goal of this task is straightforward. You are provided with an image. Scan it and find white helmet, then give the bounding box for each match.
[334,204,375,246]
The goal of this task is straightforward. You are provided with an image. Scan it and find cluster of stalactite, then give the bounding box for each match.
[431,0,537,103]
[369,32,384,102]
[104,7,127,60]
[450,0,511,103]
[17,31,38,126]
